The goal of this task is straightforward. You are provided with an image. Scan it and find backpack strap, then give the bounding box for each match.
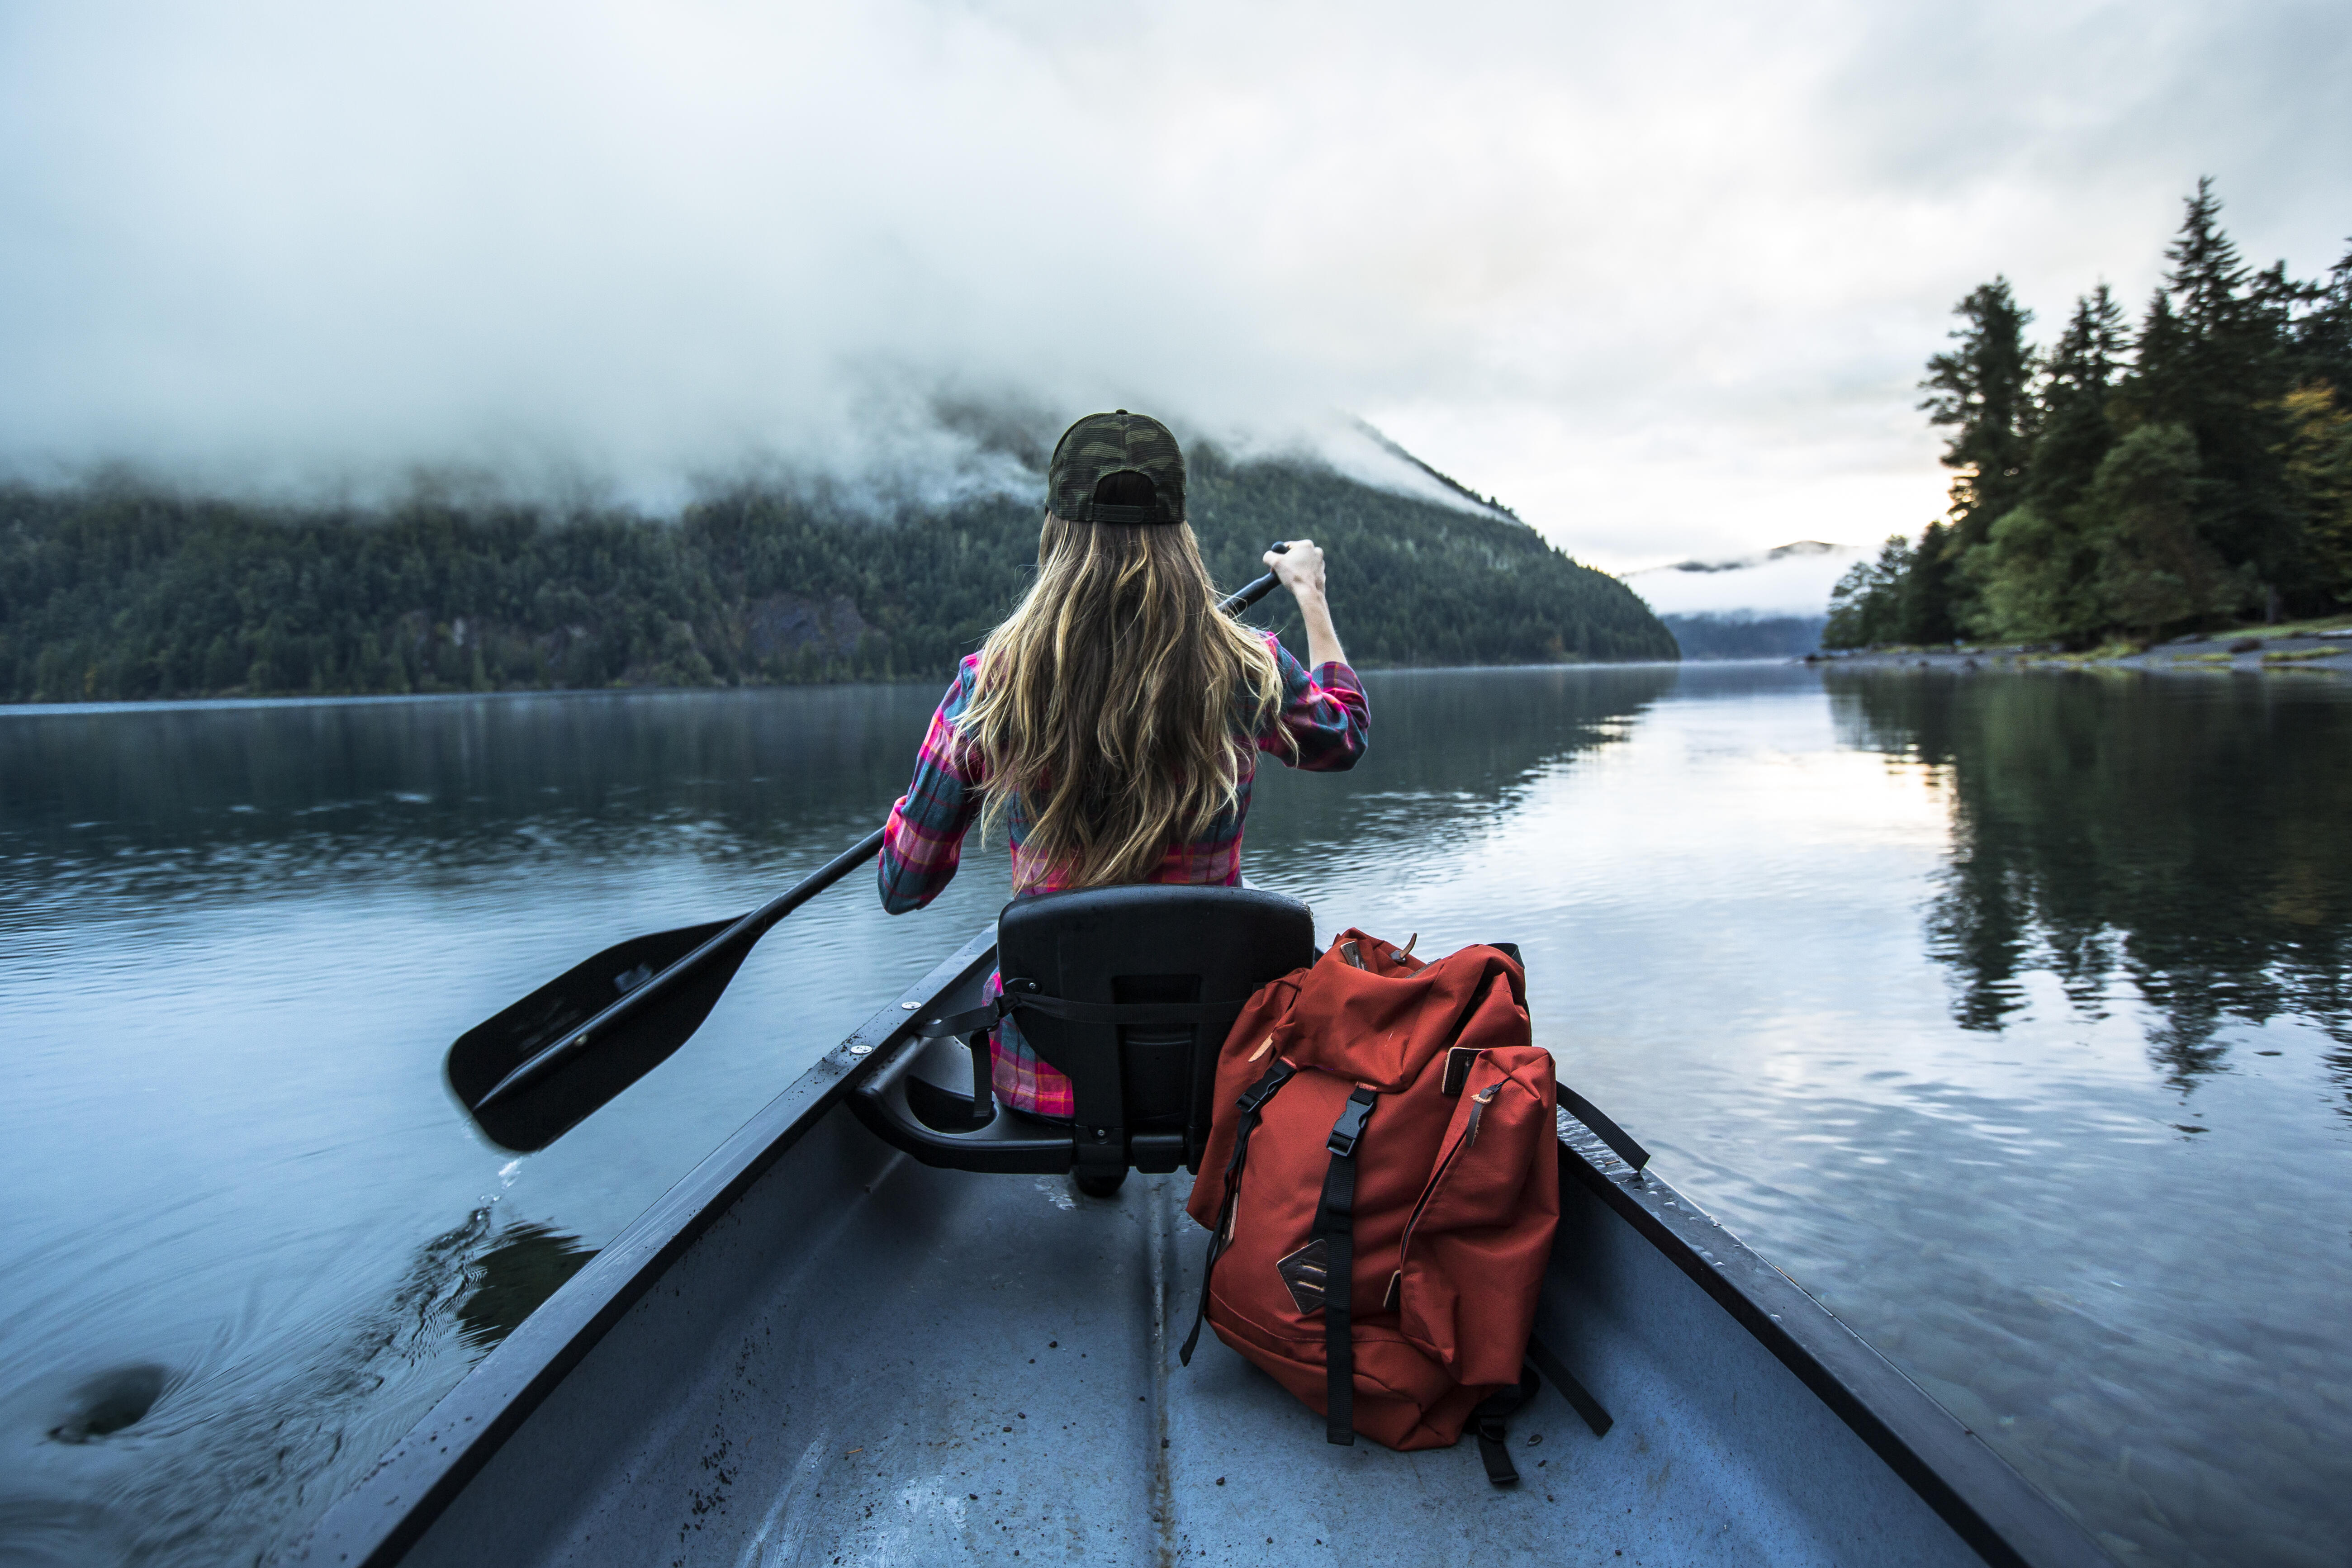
[1311,1085,1380,1445]
[1469,1364,1543,1485]
[1179,1059,1296,1366]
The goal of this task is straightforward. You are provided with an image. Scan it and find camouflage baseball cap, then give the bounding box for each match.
[1046,410,1186,526]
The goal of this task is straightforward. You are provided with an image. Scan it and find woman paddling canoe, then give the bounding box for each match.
[877,410,1369,1145]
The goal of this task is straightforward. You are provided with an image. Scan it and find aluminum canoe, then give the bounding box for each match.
[285,926,2112,1568]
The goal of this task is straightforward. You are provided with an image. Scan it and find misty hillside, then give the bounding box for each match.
[1658,613,1827,660]
[0,447,1674,702]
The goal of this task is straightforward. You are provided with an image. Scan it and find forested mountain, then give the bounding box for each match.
[0,443,1674,702]
[1827,180,2352,649]
[1660,612,1827,660]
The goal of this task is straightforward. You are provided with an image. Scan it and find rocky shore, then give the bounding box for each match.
[1814,623,2352,674]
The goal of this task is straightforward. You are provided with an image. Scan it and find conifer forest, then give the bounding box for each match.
[1826,181,2352,650]
[0,445,1675,703]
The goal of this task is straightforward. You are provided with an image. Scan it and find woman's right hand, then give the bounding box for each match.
[1266,540,1327,604]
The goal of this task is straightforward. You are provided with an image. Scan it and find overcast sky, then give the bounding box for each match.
[3,0,2347,571]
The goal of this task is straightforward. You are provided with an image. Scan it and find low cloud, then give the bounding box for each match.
[2,0,2346,565]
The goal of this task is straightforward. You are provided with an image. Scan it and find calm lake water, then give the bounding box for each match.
[2,665,2348,1567]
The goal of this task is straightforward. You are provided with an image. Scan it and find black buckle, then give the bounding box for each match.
[1238,1060,1295,1113]
[1326,1087,1378,1156]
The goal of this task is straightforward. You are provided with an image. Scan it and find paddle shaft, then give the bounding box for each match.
[1222,544,1290,616]
[472,548,1295,1116]
[474,826,887,1110]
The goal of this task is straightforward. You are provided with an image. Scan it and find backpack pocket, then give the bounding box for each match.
[1394,1048,1558,1387]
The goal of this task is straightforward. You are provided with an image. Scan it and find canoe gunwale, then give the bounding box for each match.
[280,924,1001,1568]
[1555,1116,2111,1568]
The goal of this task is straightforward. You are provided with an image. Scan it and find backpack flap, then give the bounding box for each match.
[1185,931,1520,1228]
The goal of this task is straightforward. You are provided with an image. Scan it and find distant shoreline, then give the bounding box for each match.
[1816,629,2352,675]
[0,659,1701,717]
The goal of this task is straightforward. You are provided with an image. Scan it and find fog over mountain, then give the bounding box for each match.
[1624,543,1868,619]
[1621,542,1865,661]
[3,1,2347,566]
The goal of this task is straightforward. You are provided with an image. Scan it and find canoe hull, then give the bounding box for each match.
[287,930,2105,1567]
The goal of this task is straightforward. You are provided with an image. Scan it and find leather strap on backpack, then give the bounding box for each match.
[1311,1085,1380,1445]
[1179,1060,1296,1366]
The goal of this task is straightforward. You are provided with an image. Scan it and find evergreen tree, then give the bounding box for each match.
[2087,423,2243,635]
[1823,535,1916,649]
[2126,290,2188,427]
[1958,286,2129,645]
[1897,521,1959,644]
[1920,277,2037,552]
[2293,244,2352,393]
[1958,502,2096,644]
[1911,183,2347,643]
[2026,285,2129,516]
[2283,384,2352,602]
[2137,179,2296,600]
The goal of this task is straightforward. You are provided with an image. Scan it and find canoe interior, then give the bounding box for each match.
[401,1109,1980,1568]
[290,933,2105,1568]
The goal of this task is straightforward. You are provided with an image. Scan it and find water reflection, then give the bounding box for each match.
[1247,663,1679,878]
[455,1223,596,1352]
[0,671,1681,1568]
[0,687,943,916]
[6,667,2350,1568]
[0,1204,585,1567]
[1829,669,2352,1099]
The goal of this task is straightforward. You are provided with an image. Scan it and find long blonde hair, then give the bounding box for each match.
[961,514,1286,890]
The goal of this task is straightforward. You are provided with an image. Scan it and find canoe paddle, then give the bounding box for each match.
[446,545,1297,1152]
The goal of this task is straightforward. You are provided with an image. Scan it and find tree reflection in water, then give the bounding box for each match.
[456,1222,597,1352]
[1828,669,2352,1102]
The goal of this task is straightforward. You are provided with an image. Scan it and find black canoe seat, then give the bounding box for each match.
[849,884,1316,1185]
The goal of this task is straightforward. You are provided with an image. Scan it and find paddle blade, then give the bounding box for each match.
[446,919,743,1152]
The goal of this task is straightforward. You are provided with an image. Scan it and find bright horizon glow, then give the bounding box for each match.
[1,1,2346,575]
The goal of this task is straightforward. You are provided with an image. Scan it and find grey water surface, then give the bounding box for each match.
[1,665,2347,1567]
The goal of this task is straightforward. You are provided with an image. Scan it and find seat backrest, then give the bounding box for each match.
[996,883,1315,1175]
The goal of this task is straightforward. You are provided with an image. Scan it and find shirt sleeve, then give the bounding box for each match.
[879,661,987,914]
[1258,634,1370,772]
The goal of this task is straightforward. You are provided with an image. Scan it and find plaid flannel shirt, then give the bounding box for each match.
[878,635,1369,1116]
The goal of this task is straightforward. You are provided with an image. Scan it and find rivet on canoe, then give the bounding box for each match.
[901,1001,920,1010]
[849,1044,873,1056]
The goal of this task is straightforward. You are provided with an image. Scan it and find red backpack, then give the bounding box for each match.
[1181,929,1558,1477]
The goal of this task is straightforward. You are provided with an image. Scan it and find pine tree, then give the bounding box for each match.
[1897,521,1959,643]
[1920,277,2037,552]
[2144,179,2296,598]
[2128,290,2189,428]
[2027,285,2129,516]
[2295,244,2352,394]
[1953,286,2131,645]
[1822,535,1916,649]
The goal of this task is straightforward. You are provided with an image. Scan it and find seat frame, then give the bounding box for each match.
[849,883,1316,1182]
